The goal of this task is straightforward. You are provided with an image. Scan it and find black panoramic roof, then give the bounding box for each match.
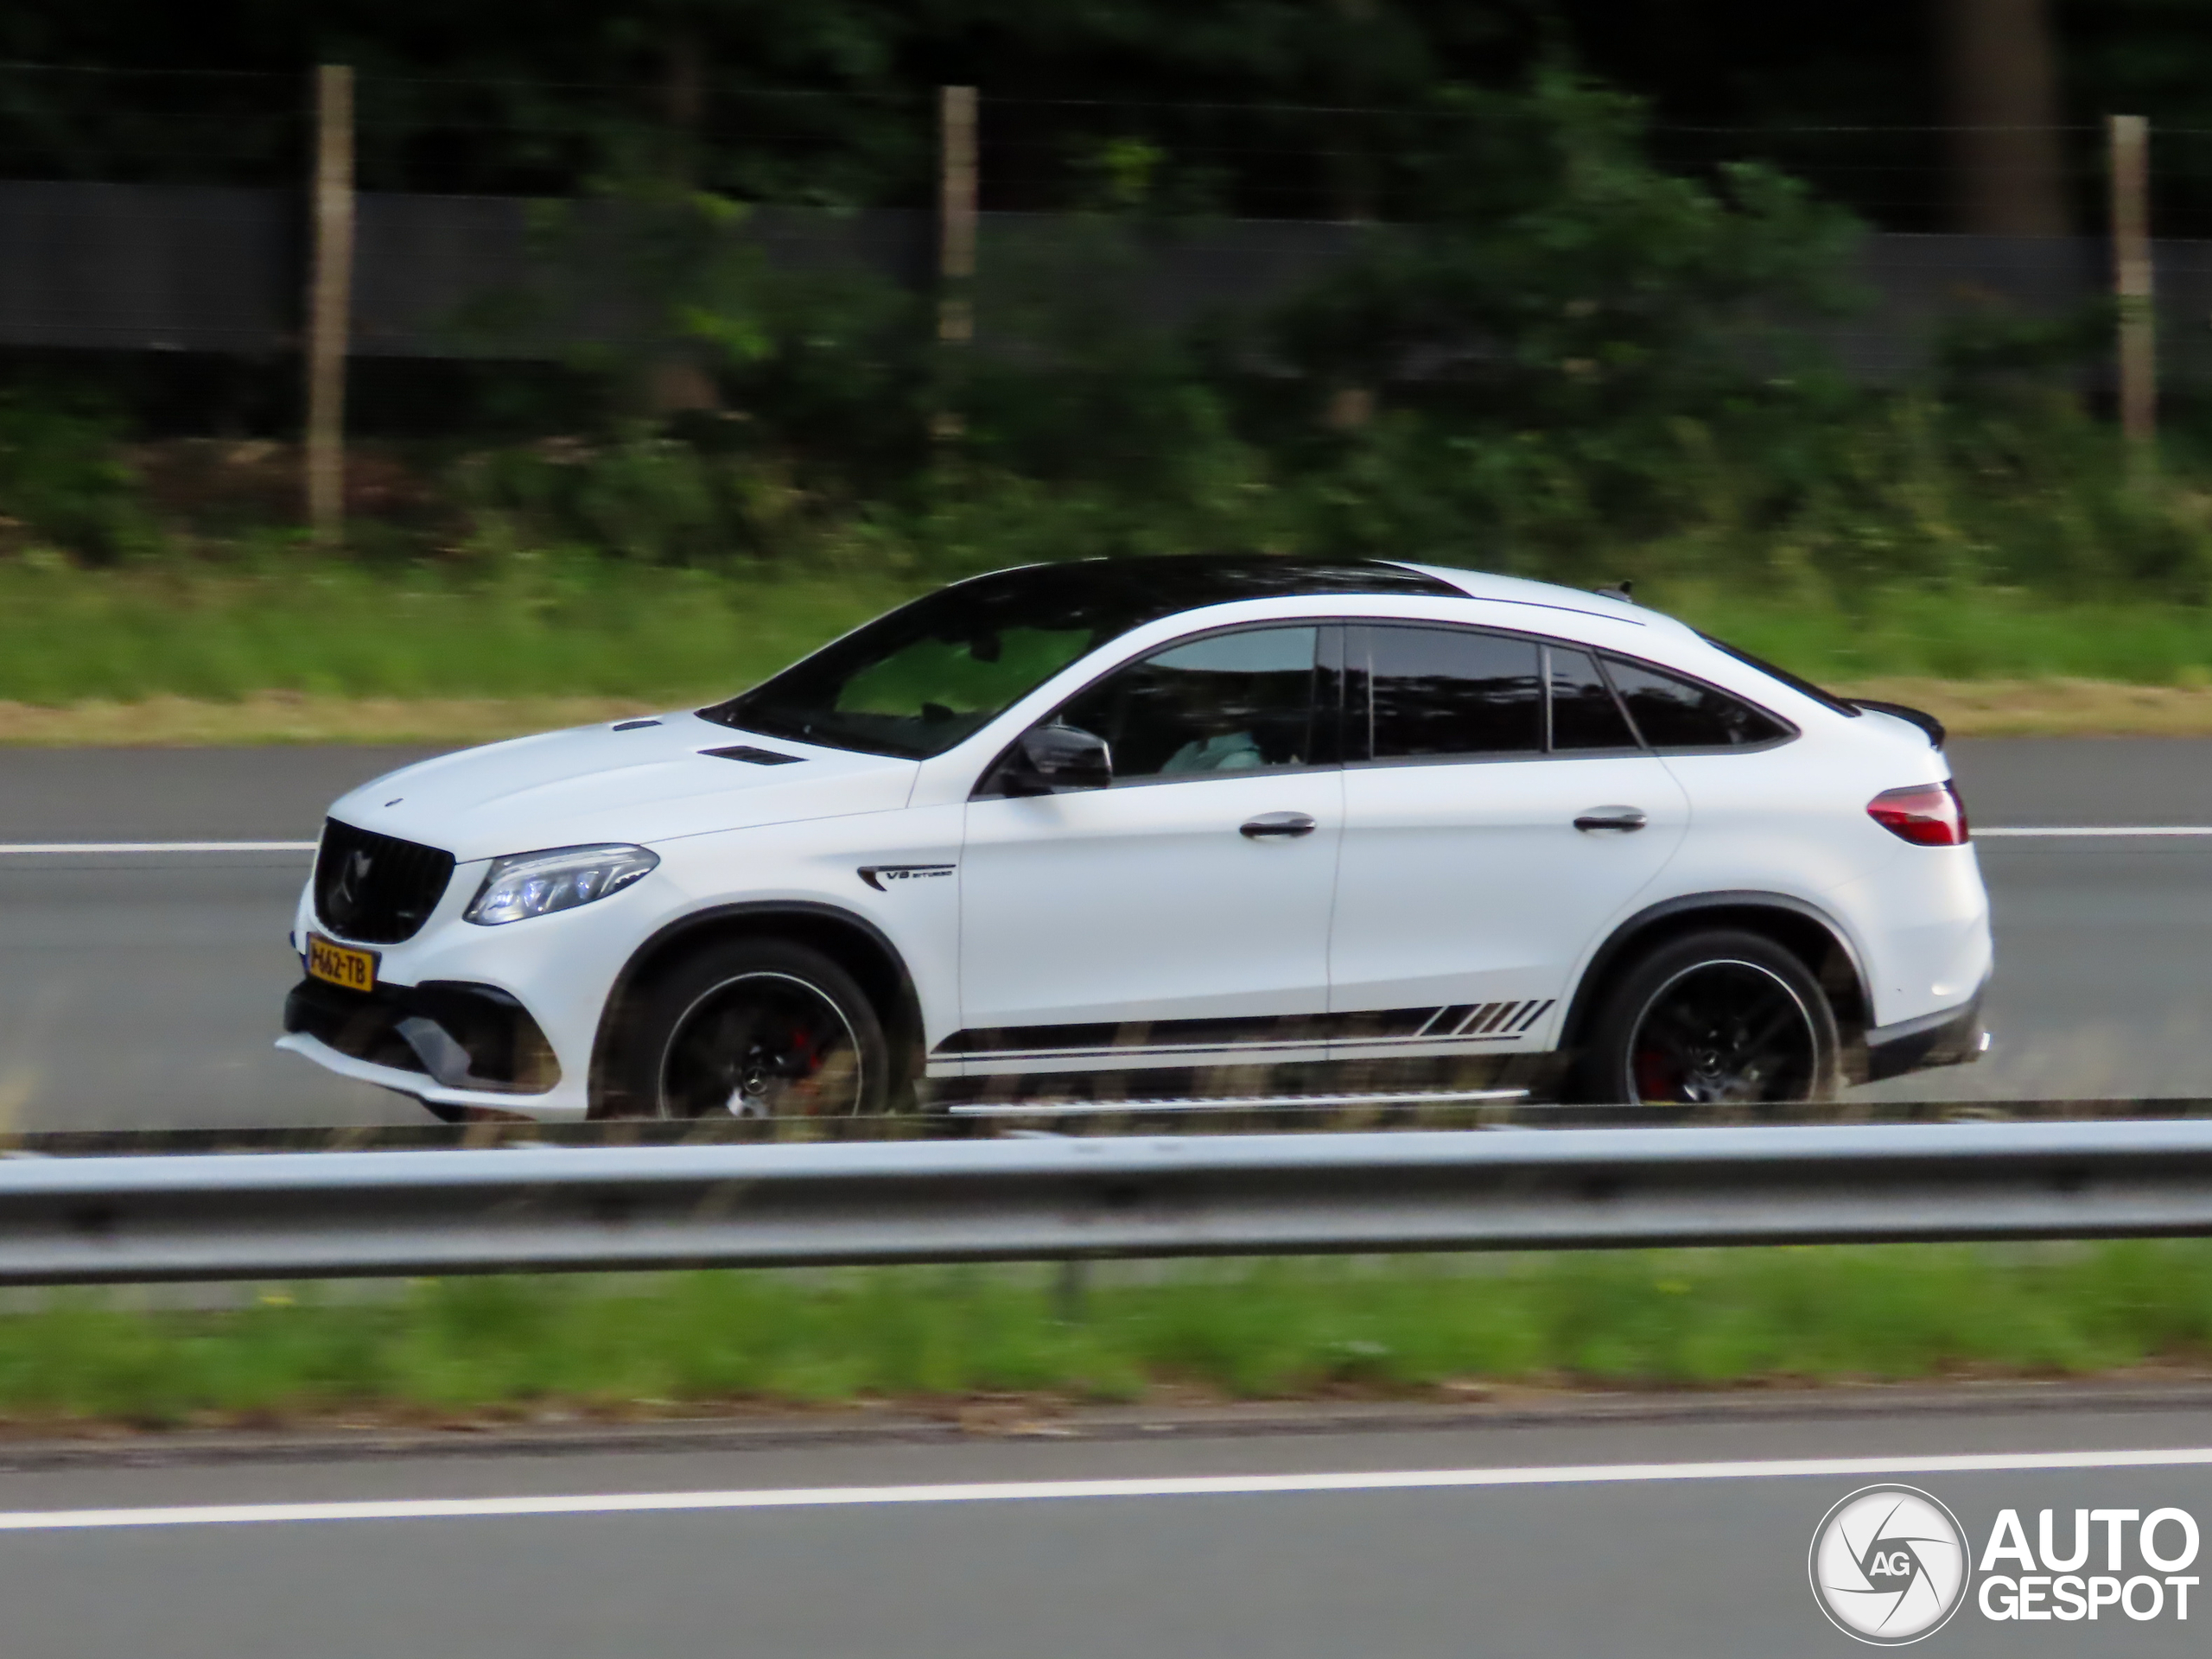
[701,555,1465,760]
[940,554,1461,632]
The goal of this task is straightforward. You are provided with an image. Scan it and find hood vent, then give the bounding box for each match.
[612,718,662,732]
[700,744,802,766]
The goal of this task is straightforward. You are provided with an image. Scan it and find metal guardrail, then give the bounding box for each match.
[5,1116,2212,1284]
[9,1095,2212,1160]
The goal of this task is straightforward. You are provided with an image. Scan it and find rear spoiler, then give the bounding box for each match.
[1848,698,1946,750]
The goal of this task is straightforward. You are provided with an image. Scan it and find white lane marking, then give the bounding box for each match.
[5,1446,2212,1533]
[1978,826,2212,838]
[0,842,317,855]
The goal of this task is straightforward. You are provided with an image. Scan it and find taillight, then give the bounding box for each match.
[1868,781,1970,846]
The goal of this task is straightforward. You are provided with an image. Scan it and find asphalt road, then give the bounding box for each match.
[0,738,2209,1129]
[2,747,2211,1659]
[1,1403,2209,1656]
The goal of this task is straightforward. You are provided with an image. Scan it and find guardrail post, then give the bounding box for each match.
[1053,1258,1090,1323]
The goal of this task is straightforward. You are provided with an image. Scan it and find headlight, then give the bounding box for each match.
[465,843,659,926]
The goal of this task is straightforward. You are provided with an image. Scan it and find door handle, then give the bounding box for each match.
[1241,811,1318,840]
[1573,806,1647,833]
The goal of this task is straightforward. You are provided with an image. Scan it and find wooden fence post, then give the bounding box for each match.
[933,86,978,445]
[2109,113,2156,472]
[305,64,355,545]
[938,86,978,347]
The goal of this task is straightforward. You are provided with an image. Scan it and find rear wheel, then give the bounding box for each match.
[1575,930,1840,1105]
[611,938,889,1118]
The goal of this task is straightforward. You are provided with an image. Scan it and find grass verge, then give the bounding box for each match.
[11,559,2212,741]
[7,1244,2212,1432]
[0,560,909,709]
[1832,679,2212,739]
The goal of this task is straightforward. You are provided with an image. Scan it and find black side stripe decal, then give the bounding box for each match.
[936,999,1558,1058]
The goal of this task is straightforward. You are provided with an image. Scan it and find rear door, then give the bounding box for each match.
[1325,625,1688,1058]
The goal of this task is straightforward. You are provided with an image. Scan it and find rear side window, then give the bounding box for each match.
[1547,646,1638,750]
[1605,657,1792,749]
[1700,633,1859,718]
[1363,626,1542,759]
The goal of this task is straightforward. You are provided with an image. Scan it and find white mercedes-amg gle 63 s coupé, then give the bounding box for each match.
[281,555,1990,1121]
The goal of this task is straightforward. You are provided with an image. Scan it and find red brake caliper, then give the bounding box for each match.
[787,1025,821,1103]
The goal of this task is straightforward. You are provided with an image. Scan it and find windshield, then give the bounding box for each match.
[698,569,1134,758]
[701,556,1461,758]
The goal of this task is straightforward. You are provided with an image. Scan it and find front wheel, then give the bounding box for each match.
[1574,930,1840,1105]
[608,938,889,1119]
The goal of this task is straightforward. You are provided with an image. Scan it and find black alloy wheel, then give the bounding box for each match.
[610,938,890,1118]
[1578,929,1840,1106]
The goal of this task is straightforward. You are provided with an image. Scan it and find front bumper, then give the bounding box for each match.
[283,976,558,1089]
[282,853,660,1120]
[1865,987,1989,1083]
[279,976,584,1120]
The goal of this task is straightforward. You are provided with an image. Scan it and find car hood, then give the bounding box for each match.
[323,712,919,864]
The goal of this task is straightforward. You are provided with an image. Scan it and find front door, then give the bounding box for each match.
[1326,624,1688,1058]
[952,623,1343,1077]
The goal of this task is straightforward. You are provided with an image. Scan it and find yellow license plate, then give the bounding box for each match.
[306,933,378,993]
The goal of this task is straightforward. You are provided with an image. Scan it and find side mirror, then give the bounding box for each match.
[1001,723,1113,796]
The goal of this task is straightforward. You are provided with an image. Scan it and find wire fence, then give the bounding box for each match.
[0,60,2199,226]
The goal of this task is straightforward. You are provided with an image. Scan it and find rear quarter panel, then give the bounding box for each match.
[1648,724,1990,1029]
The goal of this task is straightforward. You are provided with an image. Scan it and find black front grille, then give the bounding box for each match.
[314,819,455,944]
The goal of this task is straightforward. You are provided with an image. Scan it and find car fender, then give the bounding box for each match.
[1556,888,1876,1053]
[586,898,928,1111]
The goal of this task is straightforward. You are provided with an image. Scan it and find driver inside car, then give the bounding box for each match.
[1063,626,1319,780]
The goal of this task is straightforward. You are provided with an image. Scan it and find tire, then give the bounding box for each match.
[606,938,890,1119]
[1571,929,1840,1105]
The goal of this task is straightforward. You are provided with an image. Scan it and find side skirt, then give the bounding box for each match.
[926,1001,1556,1080]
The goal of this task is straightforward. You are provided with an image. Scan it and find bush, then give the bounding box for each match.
[0,391,153,562]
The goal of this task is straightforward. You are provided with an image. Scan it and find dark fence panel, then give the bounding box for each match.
[0,180,2192,384]
[1828,233,2107,383]
[353,197,939,358]
[0,181,293,353]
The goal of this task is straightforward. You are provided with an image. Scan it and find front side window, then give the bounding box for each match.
[1360,626,1542,760]
[1052,626,1322,783]
[1605,657,1792,749]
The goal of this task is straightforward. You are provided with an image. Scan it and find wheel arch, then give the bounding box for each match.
[588,901,925,1116]
[1559,891,1873,1065]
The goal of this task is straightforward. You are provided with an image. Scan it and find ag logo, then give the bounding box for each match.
[1809,1484,1969,1644]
